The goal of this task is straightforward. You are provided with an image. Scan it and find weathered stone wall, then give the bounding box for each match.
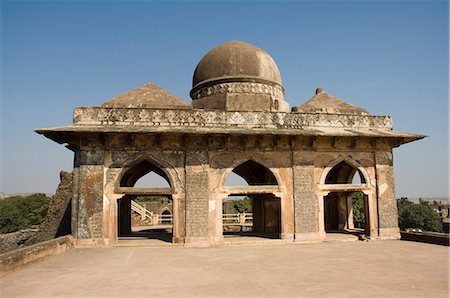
[143,199,172,214]
[65,131,402,245]
[103,148,186,242]
[293,151,318,235]
[0,236,73,277]
[73,165,104,239]
[375,150,400,238]
[185,149,210,243]
[0,230,38,254]
[0,171,73,253]
[29,171,73,244]
[74,107,393,131]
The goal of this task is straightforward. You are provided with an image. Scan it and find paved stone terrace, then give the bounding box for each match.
[1,240,448,297]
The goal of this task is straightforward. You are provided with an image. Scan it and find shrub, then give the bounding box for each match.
[397,198,443,233]
[0,193,49,234]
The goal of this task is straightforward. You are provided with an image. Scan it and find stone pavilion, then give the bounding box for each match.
[36,41,424,246]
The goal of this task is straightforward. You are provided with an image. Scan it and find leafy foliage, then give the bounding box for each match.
[397,198,443,232]
[0,193,50,234]
[352,192,366,228]
[233,197,252,213]
[135,196,168,203]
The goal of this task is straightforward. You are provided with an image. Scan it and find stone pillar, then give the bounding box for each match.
[184,149,210,246]
[171,193,185,244]
[375,150,400,239]
[118,197,131,235]
[337,192,348,230]
[212,194,225,242]
[293,152,323,241]
[73,164,105,245]
[346,194,354,230]
[252,197,264,233]
[317,192,328,237]
[151,214,159,225]
[72,148,106,246]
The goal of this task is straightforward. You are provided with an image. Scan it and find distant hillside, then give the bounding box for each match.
[0,193,54,199]
[407,197,449,203]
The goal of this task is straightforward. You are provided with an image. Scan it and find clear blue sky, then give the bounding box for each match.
[1,0,448,198]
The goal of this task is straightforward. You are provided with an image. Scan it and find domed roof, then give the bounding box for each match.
[292,88,370,115]
[101,83,190,109]
[192,41,283,91]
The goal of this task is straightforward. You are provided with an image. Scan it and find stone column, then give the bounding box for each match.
[72,148,105,246]
[316,191,329,239]
[337,192,348,230]
[73,164,105,245]
[184,149,210,246]
[375,150,400,239]
[346,194,354,230]
[171,193,185,244]
[293,152,323,241]
[117,196,131,235]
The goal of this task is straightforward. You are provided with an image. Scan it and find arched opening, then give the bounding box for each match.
[325,161,366,184]
[117,160,174,244]
[323,161,370,238]
[134,172,171,188]
[230,160,278,185]
[161,209,172,224]
[222,160,281,241]
[120,160,171,188]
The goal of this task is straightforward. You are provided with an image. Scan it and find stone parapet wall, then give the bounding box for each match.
[73,107,393,130]
[0,230,38,254]
[0,236,73,277]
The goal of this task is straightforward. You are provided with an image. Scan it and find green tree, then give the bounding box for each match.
[234,197,252,213]
[397,198,443,232]
[0,193,49,234]
[352,192,365,228]
[135,195,167,203]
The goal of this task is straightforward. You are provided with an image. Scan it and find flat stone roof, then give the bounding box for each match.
[0,240,448,297]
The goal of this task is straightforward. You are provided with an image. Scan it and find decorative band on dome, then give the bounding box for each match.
[190,81,284,101]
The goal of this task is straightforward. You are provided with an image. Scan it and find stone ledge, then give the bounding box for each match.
[73,107,393,129]
[400,231,449,246]
[0,235,74,277]
[0,229,39,254]
[294,232,326,242]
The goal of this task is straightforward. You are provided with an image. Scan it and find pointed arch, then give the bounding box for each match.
[115,155,178,192]
[320,156,370,186]
[220,158,281,189]
[113,154,183,197]
[120,160,171,187]
[160,207,172,215]
[231,160,278,185]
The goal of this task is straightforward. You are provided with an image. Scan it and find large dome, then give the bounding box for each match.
[192,41,282,91]
[190,41,288,112]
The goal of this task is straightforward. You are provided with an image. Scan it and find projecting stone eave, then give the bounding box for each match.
[35,125,426,149]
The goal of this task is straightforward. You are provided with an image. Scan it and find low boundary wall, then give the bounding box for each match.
[400,231,449,246]
[0,235,74,277]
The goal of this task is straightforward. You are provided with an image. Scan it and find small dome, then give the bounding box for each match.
[101,83,190,109]
[189,41,289,112]
[292,88,370,115]
[191,41,283,93]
